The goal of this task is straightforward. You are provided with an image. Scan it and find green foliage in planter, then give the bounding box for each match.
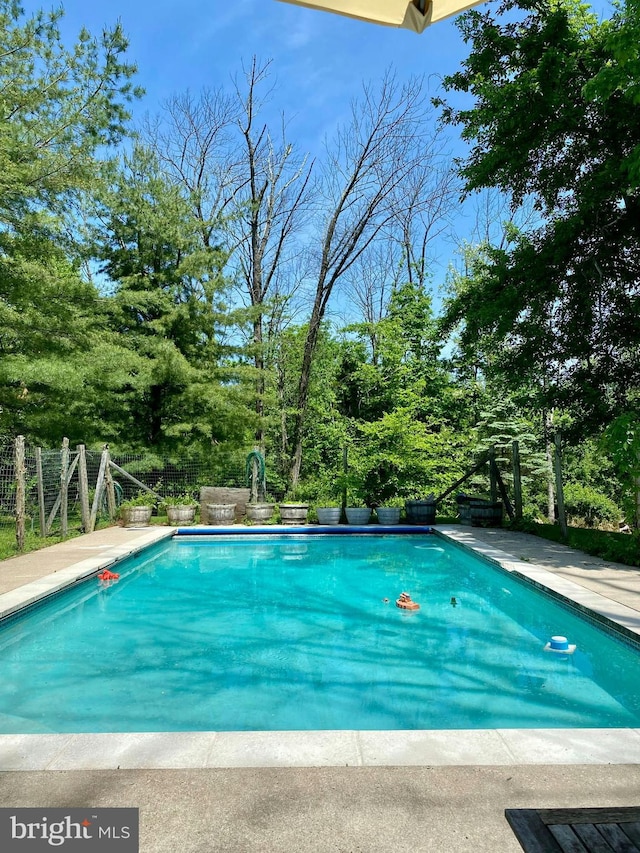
[160,494,197,508]
[119,491,156,509]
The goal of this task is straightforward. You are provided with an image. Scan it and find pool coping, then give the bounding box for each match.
[2,524,640,770]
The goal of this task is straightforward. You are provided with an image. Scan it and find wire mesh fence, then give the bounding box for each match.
[1,439,256,541]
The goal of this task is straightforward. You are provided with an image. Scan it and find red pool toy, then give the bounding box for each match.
[98,569,119,582]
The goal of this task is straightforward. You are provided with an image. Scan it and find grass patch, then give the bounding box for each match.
[513,520,640,568]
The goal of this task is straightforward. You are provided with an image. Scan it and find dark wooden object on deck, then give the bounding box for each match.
[505,807,640,852]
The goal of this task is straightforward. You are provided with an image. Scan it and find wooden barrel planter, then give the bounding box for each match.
[205,503,236,525]
[279,503,309,525]
[120,506,153,527]
[245,503,275,523]
[470,500,503,527]
[405,500,436,525]
[166,505,196,526]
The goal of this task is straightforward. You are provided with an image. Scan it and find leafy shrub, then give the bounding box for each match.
[562,483,622,527]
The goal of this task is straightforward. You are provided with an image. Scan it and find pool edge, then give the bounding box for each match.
[2,524,640,771]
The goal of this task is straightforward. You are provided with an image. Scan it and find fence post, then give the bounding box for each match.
[341,446,348,516]
[89,447,109,532]
[512,440,523,521]
[103,445,117,520]
[35,446,46,536]
[553,432,568,539]
[60,437,69,538]
[77,444,91,532]
[488,446,498,503]
[636,450,640,531]
[15,435,26,552]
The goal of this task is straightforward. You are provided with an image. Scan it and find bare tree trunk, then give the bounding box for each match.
[288,72,431,487]
[231,58,313,451]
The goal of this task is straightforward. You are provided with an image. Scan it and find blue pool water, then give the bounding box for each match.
[1,533,640,733]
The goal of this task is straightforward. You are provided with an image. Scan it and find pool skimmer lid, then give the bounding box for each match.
[544,635,576,654]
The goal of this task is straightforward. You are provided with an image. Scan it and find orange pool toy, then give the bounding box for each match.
[396,592,420,611]
[98,569,119,582]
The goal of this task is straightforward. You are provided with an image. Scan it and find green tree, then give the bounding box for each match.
[92,145,254,453]
[0,0,141,443]
[437,0,640,429]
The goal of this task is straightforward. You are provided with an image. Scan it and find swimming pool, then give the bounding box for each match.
[1,532,640,734]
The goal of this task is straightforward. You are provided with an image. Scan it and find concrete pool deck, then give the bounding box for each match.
[1,524,640,851]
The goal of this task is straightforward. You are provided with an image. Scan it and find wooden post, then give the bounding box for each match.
[434,454,490,504]
[488,446,498,503]
[545,410,555,523]
[35,447,46,536]
[553,432,568,540]
[89,448,109,532]
[512,440,523,521]
[103,445,117,520]
[250,451,259,504]
[107,460,161,498]
[77,444,91,532]
[15,435,26,552]
[45,454,79,534]
[636,450,640,532]
[341,446,348,516]
[60,437,69,538]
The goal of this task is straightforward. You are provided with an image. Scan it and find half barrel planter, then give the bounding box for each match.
[470,500,503,527]
[165,505,196,526]
[245,503,276,523]
[405,500,436,525]
[120,506,153,527]
[279,503,309,525]
[205,503,236,525]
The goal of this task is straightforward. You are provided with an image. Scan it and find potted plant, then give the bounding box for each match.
[161,494,197,526]
[245,501,276,523]
[405,493,437,525]
[119,492,156,527]
[313,476,343,525]
[375,497,404,525]
[205,503,236,525]
[363,460,400,524]
[278,492,309,525]
[315,503,342,525]
[341,472,372,524]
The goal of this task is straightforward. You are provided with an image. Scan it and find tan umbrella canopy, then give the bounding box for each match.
[276,0,481,33]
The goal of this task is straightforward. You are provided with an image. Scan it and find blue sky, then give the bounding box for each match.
[50,0,473,141]
[32,0,491,295]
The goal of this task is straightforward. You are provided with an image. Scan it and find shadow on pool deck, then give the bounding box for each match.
[1,524,640,852]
